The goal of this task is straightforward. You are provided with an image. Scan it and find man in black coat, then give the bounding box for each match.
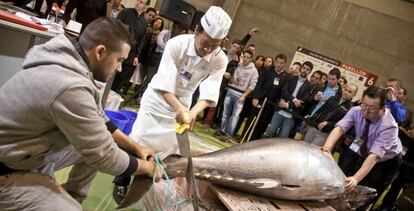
[111,7,156,94]
[248,54,288,141]
[262,61,314,138]
[304,83,357,146]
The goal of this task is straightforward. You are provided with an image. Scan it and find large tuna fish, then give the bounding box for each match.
[119,139,376,210]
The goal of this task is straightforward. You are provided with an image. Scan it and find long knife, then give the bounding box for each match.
[176,124,199,211]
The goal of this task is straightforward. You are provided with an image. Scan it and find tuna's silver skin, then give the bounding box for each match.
[165,139,346,200]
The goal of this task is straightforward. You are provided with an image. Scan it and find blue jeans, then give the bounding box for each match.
[263,111,295,138]
[220,92,244,137]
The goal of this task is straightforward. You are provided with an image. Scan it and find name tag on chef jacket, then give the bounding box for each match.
[178,70,192,87]
[273,78,280,86]
[349,137,364,154]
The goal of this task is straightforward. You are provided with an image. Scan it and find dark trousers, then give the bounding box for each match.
[112,63,135,94]
[214,89,227,126]
[250,102,275,141]
[113,175,131,186]
[338,145,402,206]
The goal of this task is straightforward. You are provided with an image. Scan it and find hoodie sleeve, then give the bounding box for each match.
[48,85,133,176]
[248,68,259,91]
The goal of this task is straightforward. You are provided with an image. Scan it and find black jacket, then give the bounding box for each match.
[117,9,148,64]
[280,75,313,115]
[252,68,287,103]
[307,98,353,132]
[63,0,107,32]
[307,83,342,115]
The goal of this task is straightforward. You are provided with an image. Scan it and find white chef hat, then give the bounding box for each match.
[200,6,232,39]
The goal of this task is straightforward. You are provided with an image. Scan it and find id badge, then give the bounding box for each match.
[349,138,362,153]
[273,78,279,86]
[179,70,192,87]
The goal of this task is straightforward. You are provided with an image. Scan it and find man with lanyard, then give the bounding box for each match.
[322,86,402,208]
[0,18,162,210]
[113,6,232,199]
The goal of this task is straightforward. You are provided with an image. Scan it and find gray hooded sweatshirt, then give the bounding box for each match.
[0,34,131,176]
[227,62,258,97]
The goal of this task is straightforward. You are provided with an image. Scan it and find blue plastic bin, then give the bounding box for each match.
[104,110,129,132]
[119,109,138,135]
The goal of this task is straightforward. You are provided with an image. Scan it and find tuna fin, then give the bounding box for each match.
[117,175,153,209]
[327,185,377,210]
[247,178,280,189]
[199,170,211,179]
[162,154,188,179]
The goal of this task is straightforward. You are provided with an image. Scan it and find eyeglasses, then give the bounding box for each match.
[361,103,380,112]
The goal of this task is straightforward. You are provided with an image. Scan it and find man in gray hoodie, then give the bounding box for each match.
[0,17,162,210]
[219,50,258,138]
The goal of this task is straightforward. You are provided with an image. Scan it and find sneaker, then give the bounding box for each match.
[213,130,225,136]
[112,184,128,205]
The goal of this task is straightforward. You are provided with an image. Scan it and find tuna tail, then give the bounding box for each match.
[117,154,188,209]
[117,175,153,209]
[327,185,377,210]
[162,154,188,179]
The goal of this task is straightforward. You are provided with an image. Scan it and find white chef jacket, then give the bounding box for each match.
[140,34,227,119]
[129,34,228,153]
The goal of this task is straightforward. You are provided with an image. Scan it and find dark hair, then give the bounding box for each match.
[264,56,274,66]
[243,50,253,57]
[232,39,242,46]
[302,61,314,70]
[145,7,156,14]
[247,44,256,48]
[312,70,323,77]
[275,53,287,62]
[235,50,242,57]
[363,86,387,108]
[79,17,133,52]
[340,76,348,84]
[196,20,204,33]
[292,61,302,66]
[255,55,265,62]
[329,67,341,79]
[401,87,407,96]
[152,17,164,31]
[387,78,403,89]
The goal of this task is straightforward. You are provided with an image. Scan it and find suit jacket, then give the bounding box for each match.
[281,75,313,115]
[252,68,287,103]
[117,9,148,64]
[307,83,342,115]
[307,98,353,132]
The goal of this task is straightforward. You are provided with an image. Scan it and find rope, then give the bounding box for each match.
[151,155,189,211]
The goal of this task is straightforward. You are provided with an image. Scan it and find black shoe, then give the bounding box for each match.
[112,184,128,205]
[213,130,225,136]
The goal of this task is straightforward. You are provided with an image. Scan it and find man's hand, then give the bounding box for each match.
[238,95,246,104]
[293,99,303,108]
[278,99,289,109]
[409,129,414,138]
[135,144,155,161]
[314,91,323,101]
[176,109,191,125]
[187,110,198,130]
[320,147,334,160]
[144,159,163,182]
[317,122,326,130]
[223,72,231,79]
[249,27,259,36]
[133,57,139,66]
[345,176,359,192]
[385,87,397,101]
[252,99,259,107]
